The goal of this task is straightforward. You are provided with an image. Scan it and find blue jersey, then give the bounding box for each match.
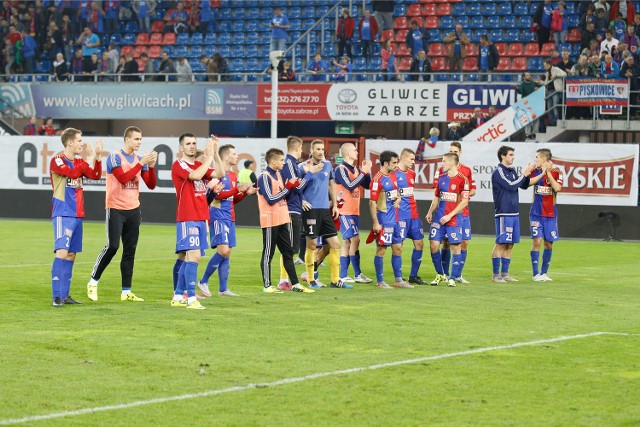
[394,169,416,221]
[209,172,234,222]
[300,160,333,210]
[370,171,398,225]
[491,163,530,217]
[281,153,311,215]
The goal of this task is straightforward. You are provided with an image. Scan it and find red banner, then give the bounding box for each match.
[257,84,331,120]
[553,156,636,196]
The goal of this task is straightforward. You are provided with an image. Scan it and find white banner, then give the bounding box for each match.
[326,82,448,122]
[365,140,639,206]
[1,136,285,194]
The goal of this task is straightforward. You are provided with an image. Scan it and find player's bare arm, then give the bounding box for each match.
[425,195,439,224]
[439,197,468,225]
[369,200,381,232]
[210,135,226,178]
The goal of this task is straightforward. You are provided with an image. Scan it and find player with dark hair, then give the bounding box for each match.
[434,141,476,284]
[87,126,157,302]
[491,146,534,282]
[395,148,425,285]
[426,152,469,288]
[197,144,257,297]
[49,128,103,306]
[170,134,224,309]
[257,148,313,293]
[300,140,350,289]
[528,148,563,282]
[369,150,410,288]
[335,142,372,284]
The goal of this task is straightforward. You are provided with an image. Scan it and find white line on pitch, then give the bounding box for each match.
[0,331,632,426]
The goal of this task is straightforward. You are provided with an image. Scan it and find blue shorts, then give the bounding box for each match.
[210,219,236,248]
[378,222,404,247]
[495,216,521,244]
[530,214,559,242]
[461,215,472,241]
[339,215,359,240]
[428,222,463,244]
[52,216,83,253]
[402,217,424,241]
[316,236,326,246]
[176,221,209,255]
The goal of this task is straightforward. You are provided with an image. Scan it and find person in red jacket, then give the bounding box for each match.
[336,7,355,59]
[37,117,56,136]
[358,9,379,63]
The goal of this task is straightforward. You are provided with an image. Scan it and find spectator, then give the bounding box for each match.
[622,24,640,54]
[444,24,470,74]
[175,56,192,82]
[620,55,639,115]
[87,2,104,34]
[84,52,100,77]
[199,0,212,34]
[269,7,290,52]
[468,107,487,130]
[417,128,439,160]
[405,19,429,57]
[408,49,431,81]
[478,35,499,81]
[38,117,56,136]
[445,122,463,140]
[60,15,75,63]
[579,4,596,32]
[570,55,594,119]
[166,1,188,34]
[583,38,601,58]
[200,55,216,81]
[332,55,352,81]
[238,160,257,187]
[373,0,394,36]
[557,49,575,73]
[581,22,599,52]
[212,52,229,82]
[104,0,120,35]
[336,7,355,59]
[380,39,398,81]
[70,48,84,80]
[548,47,562,66]
[542,59,567,126]
[76,27,100,71]
[23,116,37,135]
[594,0,611,16]
[613,42,628,64]
[610,0,636,25]
[47,21,64,60]
[279,61,295,81]
[157,50,176,81]
[600,29,619,55]
[487,105,497,120]
[533,0,554,50]
[635,14,640,38]
[20,29,37,75]
[601,53,621,77]
[588,54,603,77]
[610,12,627,41]
[307,52,329,81]
[115,56,126,79]
[119,0,134,21]
[52,52,69,81]
[358,9,379,63]
[135,1,156,34]
[551,1,568,47]
[123,53,138,81]
[139,52,155,79]
[594,8,609,38]
[98,51,114,81]
[188,2,200,34]
[107,44,119,73]
[514,72,542,138]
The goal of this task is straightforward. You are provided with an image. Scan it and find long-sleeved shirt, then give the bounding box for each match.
[491,163,530,217]
[280,154,311,215]
[257,167,290,206]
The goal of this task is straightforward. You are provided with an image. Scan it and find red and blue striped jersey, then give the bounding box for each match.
[395,167,420,220]
[434,162,476,217]
[434,172,470,226]
[50,154,102,218]
[529,168,562,218]
[370,171,398,224]
[209,170,247,222]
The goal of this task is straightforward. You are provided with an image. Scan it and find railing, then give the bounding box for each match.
[0,97,17,128]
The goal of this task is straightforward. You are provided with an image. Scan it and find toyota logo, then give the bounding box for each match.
[338,89,357,104]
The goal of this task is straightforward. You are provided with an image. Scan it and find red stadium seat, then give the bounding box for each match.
[524,43,540,56]
[136,59,145,72]
[396,44,412,56]
[394,16,408,30]
[496,57,511,71]
[494,42,507,57]
[512,57,528,70]
[422,4,436,15]
[407,16,422,27]
[419,0,435,3]
[133,45,147,58]
[394,30,409,42]
[431,57,446,70]
[149,32,163,45]
[507,43,524,56]
[148,45,163,58]
[566,28,581,42]
[162,33,176,45]
[464,43,478,56]
[429,43,445,56]
[436,3,451,15]
[407,3,422,16]
[398,57,413,71]
[120,45,133,57]
[462,57,478,71]
[151,20,165,33]
[135,33,149,45]
[423,16,439,29]
[380,30,395,42]
[540,42,555,56]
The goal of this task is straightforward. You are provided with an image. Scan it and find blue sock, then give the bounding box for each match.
[430,251,444,275]
[410,249,423,277]
[173,259,184,291]
[350,251,362,276]
[51,258,64,298]
[530,251,540,276]
[492,257,501,276]
[184,261,198,298]
[460,249,467,275]
[451,253,463,279]
[340,256,349,278]
[61,259,73,299]
[175,262,186,294]
[541,249,552,274]
[218,256,230,292]
[391,254,402,279]
[374,255,384,283]
[201,252,224,285]
[501,258,511,275]
[441,249,451,276]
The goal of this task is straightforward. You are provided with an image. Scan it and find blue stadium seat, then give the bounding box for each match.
[455,16,469,28]
[371,43,381,56]
[428,29,442,42]
[230,7,244,19]
[245,45,258,57]
[503,16,517,29]
[36,75,50,82]
[506,29,520,42]
[451,3,466,16]
[489,29,504,42]
[232,33,246,44]
[218,45,231,58]
[231,20,245,32]
[246,31,259,45]
[393,3,406,17]
[571,44,582,57]
[483,3,497,16]
[521,31,536,43]
[203,45,217,57]
[162,45,174,56]
[514,3,529,16]
[153,9,164,21]
[467,3,481,15]
[471,29,487,43]
[125,21,139,33]
[217,33,231,45]
[434,73,449,82]
[290,19,302,31]
[352,57,366,71]
[121,33,136,46]
[517,17,533,29]
[204,33,216,44]
[109,33,122,45]
[293,57,303,71]
[486,16,500,29]
[188,45,203,59]
[175,45,188,57]
[288,7,300,18]
[322,44,336,57]
[470,16,485,29]
[567,14,580,28]
[260,57,271,70]
[190,59,204,72]
[176,33,189,45]
[367,57,382,71]
[498,3,512,15]
[528,57,544,71]
[467,74,480,82]
[565,2,576,13]
[246,20,258,32]
[189,33,203,45]
[229,58,244,71]
[302,19,315,29]
[217,20,231,32]
[245,0,258,7]
[218,8,231,19]
[262,7,273,17]
[247,8,260,20]
[352,43,363,57]
[230,45,245,57]
[246,58,260,71]
[529,3,539,14]
[316,6,329,17]
[302,6,315,18]
[449,74,462,82]
[440,16,454,28]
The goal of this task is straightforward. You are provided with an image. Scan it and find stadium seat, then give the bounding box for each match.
[231,20,245,32]
[109,33,122,45]
[517,17,533,28]
[503,16,517,29]
[483,3,497,16]
[566,29,581,42]
[455,16,469,28]
[514,3,529,16]
[449,73,462,82]
[301,6,315,18]
[203,45,217,57]
[218,45,231,58]
[203,33,216,45]
[470,16,484,29]
[438,16,453,28]
[496,57,511,71]
[174,45,188,57]
[466,73,480,81]
[521,31,536,43]
[434,73,449,82]
[489,30,504,43]
[380,30,393,43]
[189,45,203,59]
[528,57,544,71]
[436,4,451,15]
[367,57,382,71]
[505,29,520,42]
[462,57,477,71]
[229,58,244,71]
[394,17,409,30]
[148,45,163,58]
[175,33,189,45]
[322,44,336,57]
[486,16,500,29]
[162,45,174,56]
[393,3,406,17]
[567,14,579,28]
[232,33,246,45]
[540,43,555,56]
[217,33,231,45]
[151,20,165,33]
[230,8,244,20]
[422,3,436,16]
[431,57,446,70]
[507,43,524,56]
[512,57,528,70]
[120,45,133,57]
[397,57,412,71]
[498,2,512,15]
[302,19,315,29]
[162,32,176,45]
[430,43,444,56]
[395,30,409,43]
[132,45,146,58]
[464,43,477,56]
[524,43,540,56]
[247,7,261,19]
[230,45,244,57]
[428,29,442,42]
[246,58,260,71]
[149,32,163,45]
[246,45,259,57]
[451,3,466,16]
[121,33,136,46]
[189,33,203,45]
[217,20,231,32]
[406,3,421,16]
[396,44,411,56]
[467,3,481,15]
[353,57,367,71]
[124,21,138,33]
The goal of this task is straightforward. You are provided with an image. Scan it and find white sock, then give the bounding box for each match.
[88,278,98,286]
[121,290,129,297]
[172,294,183,301]
[187,296,197,304]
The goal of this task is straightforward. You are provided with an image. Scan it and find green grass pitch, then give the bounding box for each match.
[0,219,639,426]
